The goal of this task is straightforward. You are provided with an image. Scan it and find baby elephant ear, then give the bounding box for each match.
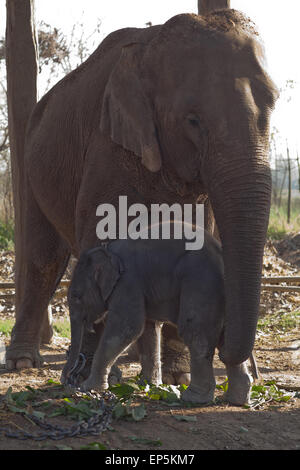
[100,43,162,173]
[92,248,124,302]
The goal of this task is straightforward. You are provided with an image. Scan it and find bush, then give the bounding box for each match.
[0,220,14,250]
[268,202,300,240]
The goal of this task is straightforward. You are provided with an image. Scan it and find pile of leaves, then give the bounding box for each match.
[1,376,296,431]
[260,239,300,317]
[1,380,106,422]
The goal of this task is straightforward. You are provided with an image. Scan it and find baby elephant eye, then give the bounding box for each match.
[186,114,200,127]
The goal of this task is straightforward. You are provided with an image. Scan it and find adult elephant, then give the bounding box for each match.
[6,9,278,383]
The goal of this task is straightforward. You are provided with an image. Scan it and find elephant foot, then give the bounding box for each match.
[162,371,191,386]
[138,371,162,387]
[80,377,108,392]
[181,383,215,404]
[6,343,43,370]
[161,343,191,385]
[161,323,191,385]
[61,353,122,386]
[108,364,122,385]
[223,362,253,406]
[223,379,252,406]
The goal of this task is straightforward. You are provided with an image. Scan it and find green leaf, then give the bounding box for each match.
[63,397,73,403]
[173,415,197,422]
[80,442,107,450]
[7,404,27,414]
[147,393,161,400]
[249,381,295,408]
[109,383,137,400]
[25,385,38,394]
[240,426,249,433]
[4,387,13,404]
[145,384,180,403]
[47,379,61,385]
[112,402,127,420]
[62,401,97,420]
[216,380,228,392]
[12,390,34,407]
[49,407,67,418]
[131,404,146,422]
[32,410,46,420]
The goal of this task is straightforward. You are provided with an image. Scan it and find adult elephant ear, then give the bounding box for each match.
[100,43,162,172]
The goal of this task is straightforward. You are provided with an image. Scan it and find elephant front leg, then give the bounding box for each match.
[137,320,162,386]
[81,310,144,392]
[181,347,216,404]
[161,324,191,385]
[71,322,122,386]
[223,361,253,406]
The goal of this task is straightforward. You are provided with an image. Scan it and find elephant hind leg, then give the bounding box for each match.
[161,323,191,386]
[7,244,70,370]
[6,189,71,370]
[137,320,162,386]
[40,253,71,345]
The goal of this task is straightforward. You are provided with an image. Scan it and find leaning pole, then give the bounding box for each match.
[6,1,38,328]
[198,0,231,15]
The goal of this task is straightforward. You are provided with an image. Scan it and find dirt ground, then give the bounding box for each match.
[0,236,299,451]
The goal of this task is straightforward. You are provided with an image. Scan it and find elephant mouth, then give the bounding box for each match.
[161,166,203,198]
[86,311,108,334]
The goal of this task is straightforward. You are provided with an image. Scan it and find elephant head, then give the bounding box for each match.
[100,10,278,366]
[61,247,123,382]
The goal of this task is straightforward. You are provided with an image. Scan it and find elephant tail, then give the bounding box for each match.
[249,351,260,381]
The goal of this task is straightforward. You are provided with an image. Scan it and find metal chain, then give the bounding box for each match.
[66,352,87,387]
[0,389,117,441]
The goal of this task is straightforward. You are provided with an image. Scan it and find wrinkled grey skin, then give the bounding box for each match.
[62,233,253,405]
[6,10,277,389]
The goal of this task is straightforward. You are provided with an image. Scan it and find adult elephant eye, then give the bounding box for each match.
[186,114,200,128]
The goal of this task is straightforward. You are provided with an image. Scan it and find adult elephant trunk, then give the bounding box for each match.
[208,150,271,366]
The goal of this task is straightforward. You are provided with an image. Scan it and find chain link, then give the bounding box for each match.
[0,389,117,442]
[66,352,87,387]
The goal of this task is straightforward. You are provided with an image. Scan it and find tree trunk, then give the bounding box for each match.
[297,152,300,195]
[286,142,291,224]
[273,142,278,206]
[5,0,38,314]
[198,0,231,15]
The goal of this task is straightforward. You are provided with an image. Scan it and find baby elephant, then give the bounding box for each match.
[62,235,253,405]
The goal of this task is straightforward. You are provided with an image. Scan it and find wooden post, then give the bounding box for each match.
[6,0,38,315]
[297,152,300,195]
[198,0,231,15]
[286,142,291,224]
